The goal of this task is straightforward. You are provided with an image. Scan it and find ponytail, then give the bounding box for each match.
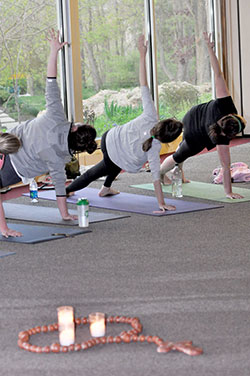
[142,118,183,152]
[0,133,21,154]
[208,122,221,143]
[142,135,154,152]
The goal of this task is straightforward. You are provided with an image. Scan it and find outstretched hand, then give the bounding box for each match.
[138,34,148,57]
[203,32,214,50]
[62,214,78,221]
[1,228,22,238]
[153,204,176,214]
[47,28,67,52]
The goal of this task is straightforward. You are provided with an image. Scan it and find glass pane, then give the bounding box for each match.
[0,1,57,131]
[78,0,145,137]
[154,0,212,121]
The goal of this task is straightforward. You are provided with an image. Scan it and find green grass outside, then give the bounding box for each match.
[2,95,45,121]
[94,91,212,137]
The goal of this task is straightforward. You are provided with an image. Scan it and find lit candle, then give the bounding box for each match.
[59,327,75,346]
[57,306,75,346]
[89,312,106,337]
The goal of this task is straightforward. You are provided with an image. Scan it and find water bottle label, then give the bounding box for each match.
[30,190,38,199]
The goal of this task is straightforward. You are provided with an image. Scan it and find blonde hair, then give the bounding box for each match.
[234,114,247,128]
[0,133,21,154]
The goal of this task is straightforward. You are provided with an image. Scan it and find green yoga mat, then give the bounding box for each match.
[131,181,250,203]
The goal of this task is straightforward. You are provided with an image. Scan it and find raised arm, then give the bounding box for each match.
[46,31,76,221]
[203,32,230,98]
[47,29,67,78]
[137,35,157,118]
[138,34,148,87]
[44,29,68,120]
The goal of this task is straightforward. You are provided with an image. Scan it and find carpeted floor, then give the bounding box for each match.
[0,142,250,376]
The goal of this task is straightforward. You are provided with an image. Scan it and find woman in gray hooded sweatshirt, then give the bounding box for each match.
[0,29,97,238]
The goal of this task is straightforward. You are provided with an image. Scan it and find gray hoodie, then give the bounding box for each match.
[10,79,71,196]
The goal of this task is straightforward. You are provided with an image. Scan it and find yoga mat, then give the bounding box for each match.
[26,188,223,216]
[0,250,16,258]
[131,181,250,203]
[4,203,129,225]
[0,224,91,244]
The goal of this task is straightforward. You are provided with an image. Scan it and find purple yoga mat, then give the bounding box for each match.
[24,188,223,216]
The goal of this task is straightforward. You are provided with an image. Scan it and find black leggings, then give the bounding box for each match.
[66,131,121,194]
[0,155,21,188]
[173,139,206,164]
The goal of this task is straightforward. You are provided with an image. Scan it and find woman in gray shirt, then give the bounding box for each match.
[66,35,183,213]
[0,29,97,237]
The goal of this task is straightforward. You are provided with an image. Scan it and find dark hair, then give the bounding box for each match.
[209,114,246,143]
[68,124,97,154]
[142,118,183,152]
[0,132,21,154]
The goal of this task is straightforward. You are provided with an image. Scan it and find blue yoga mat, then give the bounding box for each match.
[24,188,223,216]
[0,224,91,244]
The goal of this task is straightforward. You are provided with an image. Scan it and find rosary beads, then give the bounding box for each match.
[18,315,203,356]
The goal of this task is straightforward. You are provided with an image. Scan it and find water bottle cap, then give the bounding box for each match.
[77,197,89,205]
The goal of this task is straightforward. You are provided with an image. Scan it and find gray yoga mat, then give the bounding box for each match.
[0,224,91,244]
[4,203,129,225]
[0,250,16,258]
[26,187,224,216]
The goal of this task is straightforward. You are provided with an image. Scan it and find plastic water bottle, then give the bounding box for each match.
[29,179,38,203]
[77,198,89,227]
[171,164,183,198]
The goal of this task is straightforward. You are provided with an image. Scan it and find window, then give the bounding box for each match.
[154,0,213,121]
[0,1,57,130]
[0,0,215,140]
[77,0,214,138]
[78,0,145,137]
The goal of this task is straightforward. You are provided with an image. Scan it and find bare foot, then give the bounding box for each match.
[98,186,120,197]
[160,173,172,185]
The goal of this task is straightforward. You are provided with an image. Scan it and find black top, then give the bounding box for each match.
[183,96,237,150]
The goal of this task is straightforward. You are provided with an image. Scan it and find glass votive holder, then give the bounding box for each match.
[57,306,75,346]
[89,312,106,337]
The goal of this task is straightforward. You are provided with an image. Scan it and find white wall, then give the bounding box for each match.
[225,0,250,134]
[239,0,250,134]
